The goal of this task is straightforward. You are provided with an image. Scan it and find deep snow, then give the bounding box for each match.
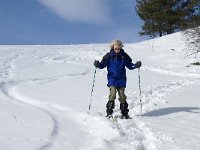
[0,32,200,150]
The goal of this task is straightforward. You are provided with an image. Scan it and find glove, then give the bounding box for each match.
[135,61,142,68]
[94,60,100,68]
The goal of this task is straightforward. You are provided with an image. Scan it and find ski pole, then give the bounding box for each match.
[138,68,143,117]
[88,67,97,114]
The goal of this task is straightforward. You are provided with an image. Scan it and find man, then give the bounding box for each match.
[94,40,142,119]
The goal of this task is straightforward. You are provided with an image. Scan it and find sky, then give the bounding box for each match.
[0,0,149,45]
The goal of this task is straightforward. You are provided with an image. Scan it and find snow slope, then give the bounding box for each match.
[0,32,200,150]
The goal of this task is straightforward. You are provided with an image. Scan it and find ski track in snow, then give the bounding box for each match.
[127,66,200,147]
[129,66,200,115]
[85,76,200,150]
[84,112,160,150]
[0,80,60,150]
[0,51,58,149]
[0,47,200,150]
[84,55,200,149]
[0,49,93,150]
[0,52,25,79]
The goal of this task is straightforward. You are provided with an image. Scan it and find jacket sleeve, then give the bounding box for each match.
[125,53,137,70]
[98,52,110,69]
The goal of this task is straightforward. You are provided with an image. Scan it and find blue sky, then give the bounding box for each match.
[0,0,148,45]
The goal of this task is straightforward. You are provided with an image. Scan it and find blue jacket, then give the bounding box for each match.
[98,49,137,87]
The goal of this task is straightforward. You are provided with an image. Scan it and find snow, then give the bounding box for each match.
[0,32,200,150]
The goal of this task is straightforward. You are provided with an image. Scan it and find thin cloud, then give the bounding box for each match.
[38,0,111,24]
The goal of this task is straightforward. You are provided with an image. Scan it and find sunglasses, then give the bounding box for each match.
[114,48,121,50]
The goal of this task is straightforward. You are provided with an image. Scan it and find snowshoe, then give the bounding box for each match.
[107,114,113,119]
[107,115,117,122]
[121,114,132,119]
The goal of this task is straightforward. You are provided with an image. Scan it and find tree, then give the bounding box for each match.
[136,0,199,37]
[175,0,200,29]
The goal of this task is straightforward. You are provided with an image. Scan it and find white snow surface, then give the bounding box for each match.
[0,32,200,150]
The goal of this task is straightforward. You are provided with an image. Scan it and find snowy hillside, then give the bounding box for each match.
[0,32,200,150]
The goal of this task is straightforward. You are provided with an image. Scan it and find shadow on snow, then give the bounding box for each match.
[143,107,200,117]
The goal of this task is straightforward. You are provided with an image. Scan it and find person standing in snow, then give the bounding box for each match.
[94,40,142,119]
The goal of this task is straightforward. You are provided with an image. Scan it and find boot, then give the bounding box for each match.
[120,102,130,119]
[106,101,115,117]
